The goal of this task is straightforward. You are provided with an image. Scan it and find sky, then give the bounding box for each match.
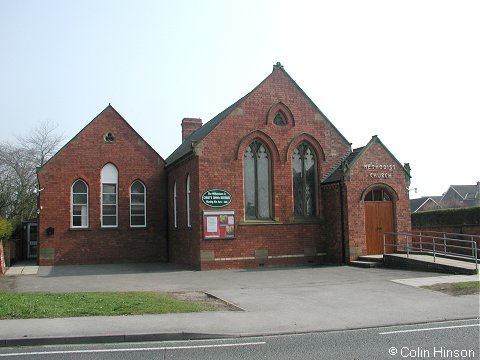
[0,0,478,199]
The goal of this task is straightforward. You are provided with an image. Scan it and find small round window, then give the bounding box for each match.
[104,132,115,143]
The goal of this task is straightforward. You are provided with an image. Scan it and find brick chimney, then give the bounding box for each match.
[181,118,202,142]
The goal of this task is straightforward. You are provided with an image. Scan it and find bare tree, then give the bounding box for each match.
[16,119,64,168]
[0,120,63,222]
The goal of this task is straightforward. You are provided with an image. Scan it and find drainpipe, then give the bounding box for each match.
[339,180,347,264]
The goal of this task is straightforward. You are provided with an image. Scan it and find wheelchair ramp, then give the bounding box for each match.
[383,253,478,275]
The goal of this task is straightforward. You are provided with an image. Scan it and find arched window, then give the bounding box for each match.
[130,180,146,227]
[101,163,118,227]
[72,179,88,228]
[364,189,392,202]
[173,181,177,228]
[244,140,271,219]
[292,143,317,217]
[186,175,191,227]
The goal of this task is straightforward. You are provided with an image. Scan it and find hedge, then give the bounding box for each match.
[412,207,480,227]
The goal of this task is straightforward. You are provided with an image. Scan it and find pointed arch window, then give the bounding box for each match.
[244,140,271,219]
[273,111,287,125]
[130,180,146,227]
[101,163,118,227]
[293,143,317,217]
[72,180,88,228]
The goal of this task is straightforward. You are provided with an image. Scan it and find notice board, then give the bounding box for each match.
[203,210,235,239]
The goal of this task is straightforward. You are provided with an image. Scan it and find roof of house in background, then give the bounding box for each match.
[441,184,479,201]
[410,196,442,213]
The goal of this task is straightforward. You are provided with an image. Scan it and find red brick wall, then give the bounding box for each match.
[37,106,168,265]
[167,156,201,268]
[343,139,412,260]
[169,68,351,270]
[321,183,346,264]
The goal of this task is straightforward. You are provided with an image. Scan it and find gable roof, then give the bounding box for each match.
[322,135,410,184]
[165,63,350,166]
[441,185,479,201]
[410,196,441,213]
[38,104,164,171]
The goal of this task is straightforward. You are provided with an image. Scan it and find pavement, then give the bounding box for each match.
[1,263,479,347]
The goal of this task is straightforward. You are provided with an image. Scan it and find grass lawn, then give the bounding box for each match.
[451,281,480,290]
[0,292,216,319]
[422,281,480,296]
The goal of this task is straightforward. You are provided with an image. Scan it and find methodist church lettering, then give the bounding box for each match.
[202,189,232,207]
[363,163,396,179]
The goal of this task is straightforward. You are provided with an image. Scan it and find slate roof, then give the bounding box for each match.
[165,64,350,166]
[410,196,441,212]
[447,185,479,200]
[322,147,364,184]
[165,92,251,166]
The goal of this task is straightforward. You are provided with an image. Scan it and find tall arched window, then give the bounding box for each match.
[244,140,271,219]
[292,143,317,217]
[72,179,88,228]
[130,180,146,227]
[173,181,177,228]
[186,175,191,227]
[101,163,118,227]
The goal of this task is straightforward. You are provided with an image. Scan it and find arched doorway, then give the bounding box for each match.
[364,188,394,254]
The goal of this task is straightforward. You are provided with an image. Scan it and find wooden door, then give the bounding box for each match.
[364,189,394,254]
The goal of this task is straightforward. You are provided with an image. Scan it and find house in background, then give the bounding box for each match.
[440,184,480,209]
[410,183,480,213]
[410,196,441,213]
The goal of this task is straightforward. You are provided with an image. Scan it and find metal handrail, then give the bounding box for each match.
[383,231,478,272]
[410,230,480,239]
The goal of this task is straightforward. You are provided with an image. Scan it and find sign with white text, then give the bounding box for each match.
[201,189,232,208]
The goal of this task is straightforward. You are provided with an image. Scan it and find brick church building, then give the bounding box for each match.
[37,63,412,268]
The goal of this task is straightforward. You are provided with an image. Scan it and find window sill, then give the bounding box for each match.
[69,227,91,231]
[286,217,324,224]
[129,226,147,230]
[239,220,283,226]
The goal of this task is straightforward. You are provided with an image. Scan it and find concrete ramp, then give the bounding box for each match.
[383,253,478,275]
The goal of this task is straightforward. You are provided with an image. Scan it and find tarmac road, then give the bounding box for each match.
[0,319,478,359]
[1,264,479,346]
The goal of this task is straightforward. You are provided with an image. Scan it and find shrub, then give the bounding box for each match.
[0,218,14,241]
[412,207,480,227]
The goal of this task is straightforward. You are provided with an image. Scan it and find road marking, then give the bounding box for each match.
[379,323,479,335]
[0,341,266,357]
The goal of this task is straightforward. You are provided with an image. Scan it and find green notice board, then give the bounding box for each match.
[201,189,232,208]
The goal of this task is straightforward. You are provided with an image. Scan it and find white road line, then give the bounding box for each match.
[379,323,479,335]
[0,341,267,357]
